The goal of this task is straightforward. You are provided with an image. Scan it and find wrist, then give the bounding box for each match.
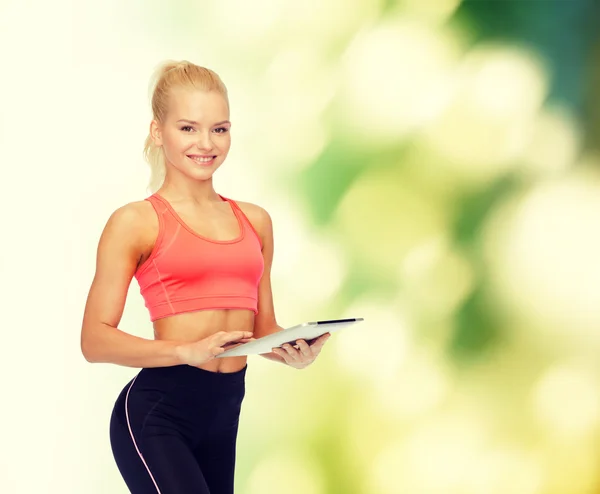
[172,342,190,365]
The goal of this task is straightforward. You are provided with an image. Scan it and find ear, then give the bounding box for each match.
[149,120,163,147]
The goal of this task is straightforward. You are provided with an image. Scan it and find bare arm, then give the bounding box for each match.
[80,203,185,368]
[237,203,287,364]
[246,205,329,367]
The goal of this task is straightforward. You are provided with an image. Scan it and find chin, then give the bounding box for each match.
[189,165,221,179]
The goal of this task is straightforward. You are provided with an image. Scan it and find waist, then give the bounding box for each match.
[139,363,248,390]
[153,308,255,373]
[153,308,255,339]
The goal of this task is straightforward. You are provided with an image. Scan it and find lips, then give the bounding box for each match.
[187,155,216,165]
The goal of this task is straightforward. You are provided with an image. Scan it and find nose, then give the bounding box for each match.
[195,132,214,151]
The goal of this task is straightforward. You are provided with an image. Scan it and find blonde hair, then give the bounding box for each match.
[143,60,230,193]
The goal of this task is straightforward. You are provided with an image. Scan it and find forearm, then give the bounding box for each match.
[81,323,186,368]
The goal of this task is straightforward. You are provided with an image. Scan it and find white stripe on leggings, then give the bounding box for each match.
[125,375,162,493]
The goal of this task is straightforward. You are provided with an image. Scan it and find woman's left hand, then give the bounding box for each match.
[272,333,331,369]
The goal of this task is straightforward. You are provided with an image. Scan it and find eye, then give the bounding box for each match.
[214,127,229,134]
[181,126,194,132]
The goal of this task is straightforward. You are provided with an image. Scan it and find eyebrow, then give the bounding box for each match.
[176,119,231,126]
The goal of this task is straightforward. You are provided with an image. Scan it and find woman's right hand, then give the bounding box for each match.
[175,331,255,366]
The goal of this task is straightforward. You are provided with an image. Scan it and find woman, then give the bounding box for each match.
[80,60,331,494]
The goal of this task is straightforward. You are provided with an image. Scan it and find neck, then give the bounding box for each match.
[158,176,221,206]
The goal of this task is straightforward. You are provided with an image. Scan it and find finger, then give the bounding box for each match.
[224,338,252,347]
[221,331,253,343]
[219,336,254,350]
[281,344,301,361]
[221,341,243,349]
[223,336,256,347]
[272,348,289,362]
[295,339,312,357]
[313,333,331,347]
[306,338,329,356]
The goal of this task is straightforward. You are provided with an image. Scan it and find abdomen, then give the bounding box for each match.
[153,308,255,372]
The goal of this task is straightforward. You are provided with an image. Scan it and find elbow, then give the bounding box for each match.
[80,328,99,363]
[81,340,96,363]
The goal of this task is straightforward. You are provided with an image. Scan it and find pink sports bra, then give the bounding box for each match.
[134,193,265,322]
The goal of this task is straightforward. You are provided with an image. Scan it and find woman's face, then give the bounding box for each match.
[152,88,231,181]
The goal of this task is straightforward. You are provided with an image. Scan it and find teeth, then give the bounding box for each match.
[190,156,214,163]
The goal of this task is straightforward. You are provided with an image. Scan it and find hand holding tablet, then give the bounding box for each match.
[215,317,364,358]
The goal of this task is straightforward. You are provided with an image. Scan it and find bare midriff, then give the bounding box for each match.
[152,308,255,373]
[135,197,260,374]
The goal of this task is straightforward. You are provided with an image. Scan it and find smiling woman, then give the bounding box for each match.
[79,60,331,494]
[142,62,233,192]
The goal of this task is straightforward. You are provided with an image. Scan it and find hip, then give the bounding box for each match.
[113,363,248,430]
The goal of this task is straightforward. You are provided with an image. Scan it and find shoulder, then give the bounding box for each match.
[101,199,158,253]
[233,200,269,220]
[233,200,271,226]
[107,199,156,231]
[232,199,273,241]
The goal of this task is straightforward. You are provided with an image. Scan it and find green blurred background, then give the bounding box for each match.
[227,2,600,492]
[3,0,600,492]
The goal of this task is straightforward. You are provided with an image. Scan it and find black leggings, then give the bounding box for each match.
[109,363,247,493]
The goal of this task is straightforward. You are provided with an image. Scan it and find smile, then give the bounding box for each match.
[187,155,216,165]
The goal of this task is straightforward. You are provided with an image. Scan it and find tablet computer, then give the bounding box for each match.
[215,317,364,358]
